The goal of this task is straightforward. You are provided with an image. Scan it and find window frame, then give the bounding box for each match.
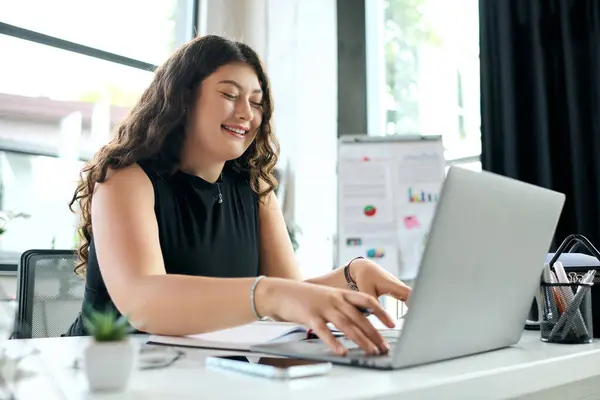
[0,0,198,70]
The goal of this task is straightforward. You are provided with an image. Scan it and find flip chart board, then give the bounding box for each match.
[337,135,445,280]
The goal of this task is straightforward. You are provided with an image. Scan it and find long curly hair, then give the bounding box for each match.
[69,35,279,275]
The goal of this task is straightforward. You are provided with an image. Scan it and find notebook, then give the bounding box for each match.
[147,316,404,352]
[147,321,315,352]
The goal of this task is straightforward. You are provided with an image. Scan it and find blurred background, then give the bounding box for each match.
[0,0,481,279]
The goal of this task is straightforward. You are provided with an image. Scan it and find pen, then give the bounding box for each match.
[553,262,571,293]
[550,271,565,314]
[554,285,591,340]
[549,271,596,340]
[356,306,372,316]
[541,264,555,320]
[557,270,596,339]
[542,263,552,283]
[553,262,590,338]
[576,270,596,292]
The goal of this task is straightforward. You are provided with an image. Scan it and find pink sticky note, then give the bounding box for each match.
[403,215,420,229]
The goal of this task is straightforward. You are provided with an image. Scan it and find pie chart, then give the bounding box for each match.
[366,248,385,258]
[364,205,376,217]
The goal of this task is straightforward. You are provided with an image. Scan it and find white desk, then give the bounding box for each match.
[4,331,600,399]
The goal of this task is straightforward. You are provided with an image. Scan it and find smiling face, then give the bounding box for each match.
[185,62,264,163]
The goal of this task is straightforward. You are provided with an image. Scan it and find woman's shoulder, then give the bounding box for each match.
[94,163,155,201]
[89,164,156,226]
[103,162,153,184]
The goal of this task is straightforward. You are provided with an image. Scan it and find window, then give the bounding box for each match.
[445,159,482,175]
[368,0,481,164]
[0,151,83,253]
[0,35,153,108]
[0,5,196,257]
[0,0,194,65]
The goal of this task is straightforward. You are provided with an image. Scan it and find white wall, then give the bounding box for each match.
[291,1,338,277]
[201,0,338,277]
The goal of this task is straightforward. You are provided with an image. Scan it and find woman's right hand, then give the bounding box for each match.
[255,278,395,356]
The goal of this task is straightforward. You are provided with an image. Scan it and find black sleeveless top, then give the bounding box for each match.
[65,161,260,336]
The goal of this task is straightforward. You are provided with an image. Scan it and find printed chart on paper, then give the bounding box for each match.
[337,136,445,281]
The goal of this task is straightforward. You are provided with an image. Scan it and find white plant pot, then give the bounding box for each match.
[83,338,138,392]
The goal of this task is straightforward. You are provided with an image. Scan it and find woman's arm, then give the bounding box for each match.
[257,181,411,301]
[93,164,277,336]
[257,179,362,288]
[94,166,393,354]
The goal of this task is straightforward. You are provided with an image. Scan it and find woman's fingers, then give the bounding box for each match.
[328,311,380,355]
[338,302,389,354]
[344,291,395,328]
[388,281,412,302]
[380,275,412,301]
[310,319,347,356]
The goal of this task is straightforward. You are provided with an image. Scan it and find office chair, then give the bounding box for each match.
[12,249,84,339]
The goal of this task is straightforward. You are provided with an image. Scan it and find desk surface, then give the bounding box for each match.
[5,331,600,400]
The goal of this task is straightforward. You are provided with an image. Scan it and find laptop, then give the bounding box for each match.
[251,167,566,369]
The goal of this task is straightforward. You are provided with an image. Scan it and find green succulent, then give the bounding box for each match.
[84,307,133,342]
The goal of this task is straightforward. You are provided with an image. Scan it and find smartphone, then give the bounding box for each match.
[205,355,332,379]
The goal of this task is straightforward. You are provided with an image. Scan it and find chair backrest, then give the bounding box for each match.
[13,249,84,339]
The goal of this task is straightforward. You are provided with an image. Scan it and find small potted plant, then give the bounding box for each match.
[83,307,137,392]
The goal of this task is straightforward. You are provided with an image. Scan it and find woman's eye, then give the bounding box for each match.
[222,92,237,100]
[250,101,263,109]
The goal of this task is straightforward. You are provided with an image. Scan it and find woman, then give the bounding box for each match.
[66,35,411,356]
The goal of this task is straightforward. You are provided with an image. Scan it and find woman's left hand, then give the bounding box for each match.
[350,258,412,302]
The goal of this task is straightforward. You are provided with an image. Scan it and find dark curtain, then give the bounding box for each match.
[480,0,600,251]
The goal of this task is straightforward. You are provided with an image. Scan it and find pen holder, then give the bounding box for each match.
[540,282,594,344]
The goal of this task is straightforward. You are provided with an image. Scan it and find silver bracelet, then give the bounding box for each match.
[250,275,267,321]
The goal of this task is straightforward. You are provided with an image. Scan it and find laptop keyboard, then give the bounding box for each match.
[297,337,395,367]
[338,338,397,358]
[302,336,398,363]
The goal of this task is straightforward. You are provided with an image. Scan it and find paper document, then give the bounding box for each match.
[147,316,406,351]
[338,159,396,235]
[147,321,309,352]
[339,160,390,198]
[336,137,445,284]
